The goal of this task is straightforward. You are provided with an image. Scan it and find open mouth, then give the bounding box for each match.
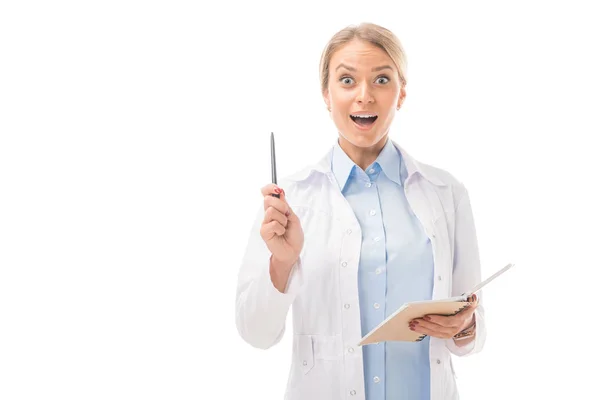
[350,114,378,128]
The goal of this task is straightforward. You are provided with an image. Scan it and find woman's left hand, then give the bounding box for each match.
[409,294,479,339]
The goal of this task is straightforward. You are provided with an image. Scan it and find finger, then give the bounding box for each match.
[260,220,286,239]
[465,294,479,306]
[410,320,454,339]
[469,293,479,308]
[455,308,477,329]
[260,184,286,199]
[261,184,295,214]
[419,315,462,329]
[447,304,477,324]
[263,206,288,228]
[260,184,279,197]
[264,193,292,216]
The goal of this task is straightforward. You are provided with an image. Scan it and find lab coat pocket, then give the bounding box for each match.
[287,334,315,395]
[286,335,343,400]
[296,334,315,375]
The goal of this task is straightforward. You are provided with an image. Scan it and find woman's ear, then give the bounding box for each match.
[323,89,331,112]
[396,86,406,110]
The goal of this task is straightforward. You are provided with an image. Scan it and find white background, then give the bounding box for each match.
[1,1,599,399]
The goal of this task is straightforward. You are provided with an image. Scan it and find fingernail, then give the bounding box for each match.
[413,321,419,325]
[410,326,415,331]
[285,210,290,217]
[423,316,430,321]
[274,187,282,194]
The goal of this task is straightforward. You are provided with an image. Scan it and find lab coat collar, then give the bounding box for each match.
[287,138,447,187]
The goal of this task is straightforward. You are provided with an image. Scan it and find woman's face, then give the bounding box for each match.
[323,39,405,149]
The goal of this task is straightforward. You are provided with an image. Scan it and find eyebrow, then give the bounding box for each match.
[335,63,394,72]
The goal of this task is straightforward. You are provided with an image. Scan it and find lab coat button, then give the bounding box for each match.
[373,376,380,383]
[341,261,348,267]
[346,229,352,234]
[438,275,442,281]
[370,210,376,216]
[348,347,354,353]
[350,390,357,395]
[344,304,350,309]
[437,359,441,364]
[373,303,380,309]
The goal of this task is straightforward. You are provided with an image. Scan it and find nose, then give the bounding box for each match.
[356,82,374,104]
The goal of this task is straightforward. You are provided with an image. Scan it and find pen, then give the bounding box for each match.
[271,132,280,198]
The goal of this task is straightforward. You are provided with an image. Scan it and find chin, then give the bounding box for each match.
[341,128,387,148]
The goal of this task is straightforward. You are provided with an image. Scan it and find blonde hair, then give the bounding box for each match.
[319,22,408,93]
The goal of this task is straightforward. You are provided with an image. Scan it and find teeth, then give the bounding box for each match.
[351,114,376,118]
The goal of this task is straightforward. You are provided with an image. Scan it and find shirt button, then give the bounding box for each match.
[370,210,376,216]
[348,347,354,353]
[373,376,380,383]
[375,268,382,275]
[374,237,380,242]
[369,169,375,174]
[344,303,350,309]
[373,303,380,309]
[341,261,348,267]
[350,390,356,396]
[365,182,372,188]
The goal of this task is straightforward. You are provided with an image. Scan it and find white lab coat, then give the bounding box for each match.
[236,140,486,400]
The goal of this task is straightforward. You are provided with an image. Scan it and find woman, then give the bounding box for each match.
[235,22,485,400]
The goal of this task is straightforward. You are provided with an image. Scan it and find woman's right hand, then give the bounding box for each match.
[259,184,304,268]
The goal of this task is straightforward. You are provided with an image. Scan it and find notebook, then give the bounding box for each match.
[357,262,515,346]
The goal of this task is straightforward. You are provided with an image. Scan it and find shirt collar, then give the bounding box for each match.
[331,140,356,192]
[286,138,446,187]
[331,137,404,191]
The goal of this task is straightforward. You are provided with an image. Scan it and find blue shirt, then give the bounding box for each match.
[331,137,435,400]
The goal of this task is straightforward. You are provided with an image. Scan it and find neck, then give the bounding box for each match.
[338,134,388,171]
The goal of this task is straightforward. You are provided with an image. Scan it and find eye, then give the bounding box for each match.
[340,76,354,85]
[376,76,390,84]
